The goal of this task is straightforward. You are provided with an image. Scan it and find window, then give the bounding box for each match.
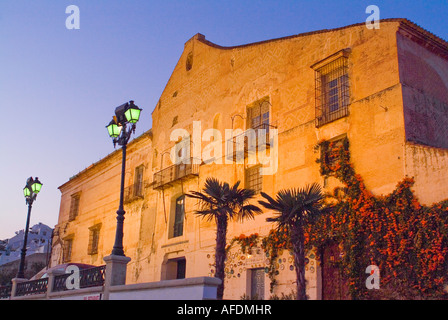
[313,50,350,127]
[245,98,273,152]
[245,165,262,194]
[250,268,265,299]
[318,136,349,177]
[173,195,185,238]
[186,52,193,71]
[163,257,186,280]
[247,98,270,130]
[176,258,186,279]
[63,237,73,263]
[134,165,144,198]
[88,224,101,255]
[69,193,81,221]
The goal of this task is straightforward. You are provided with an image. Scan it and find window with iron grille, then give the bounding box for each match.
[68,193,81,221]
[314,53,350,127]
[318,136,349,177]
[87,224,101,255]
[245,165,262,194]
[63,237,73,263]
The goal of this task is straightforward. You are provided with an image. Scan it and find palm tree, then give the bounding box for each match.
[259,183,324,300]
[187,177,262,300]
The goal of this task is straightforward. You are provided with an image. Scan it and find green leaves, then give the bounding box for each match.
[259,183,324,229]
[187,177,262,222]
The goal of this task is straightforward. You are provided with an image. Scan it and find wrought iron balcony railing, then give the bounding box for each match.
[153,160,199,189]
[0,284,11,299]
[123,181,147,203]
[1,265,106,298]
[52,265,106,292]
[15,278,48,297]
[226,123,277,161]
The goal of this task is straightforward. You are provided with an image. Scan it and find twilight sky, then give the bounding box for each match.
[0,0,447,239]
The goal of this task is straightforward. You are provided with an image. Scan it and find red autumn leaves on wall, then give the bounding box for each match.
[308,138,448,299]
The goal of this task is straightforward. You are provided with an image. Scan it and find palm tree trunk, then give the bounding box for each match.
[292,226,307,300]
[215,214,228,300]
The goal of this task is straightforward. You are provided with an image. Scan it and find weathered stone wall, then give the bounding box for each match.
[398,26,448,149]
[53,132,153,267]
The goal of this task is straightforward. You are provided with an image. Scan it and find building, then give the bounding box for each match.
[0,223,53,283]
[50,19,448,299]
[0,223,53,266]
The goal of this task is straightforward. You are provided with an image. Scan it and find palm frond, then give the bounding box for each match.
[187,177,262,222]
[260,183,324,228]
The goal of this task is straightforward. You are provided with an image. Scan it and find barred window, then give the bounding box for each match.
[314,51,350,127]
[88,224,101,255]
[318,136,349,177]
[245,165,262,194]
[63,238,73,263]
[69,193,81,221]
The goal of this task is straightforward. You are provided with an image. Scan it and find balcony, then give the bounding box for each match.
[153,160,199,189]
[226,123,277,161]
[123,181,148,204]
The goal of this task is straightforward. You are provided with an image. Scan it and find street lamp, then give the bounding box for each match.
[106,100,142,256]
[17,177,43,279]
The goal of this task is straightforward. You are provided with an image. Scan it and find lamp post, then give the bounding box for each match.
[17,177,43,279]
[106,100,142,256]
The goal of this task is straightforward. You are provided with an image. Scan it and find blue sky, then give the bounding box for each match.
[0,0,447,239]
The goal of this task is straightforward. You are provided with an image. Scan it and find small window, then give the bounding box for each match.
[63,238,73,263]
[69,193,81,221]
[173,195,185,238]
[318,136,349,176]
[186,52,193,71]
[245,165,262,194]
[88,225,101,255]
[134,165,144,198]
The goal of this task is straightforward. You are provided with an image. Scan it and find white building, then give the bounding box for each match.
[0,223,53,266]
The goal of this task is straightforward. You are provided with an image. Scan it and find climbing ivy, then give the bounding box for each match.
[229,137,448,299]
[307,138,448,299]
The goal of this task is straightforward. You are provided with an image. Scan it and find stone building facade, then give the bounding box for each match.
[50,19,448,299]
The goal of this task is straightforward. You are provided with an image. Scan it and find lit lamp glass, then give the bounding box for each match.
[31,178,43,194]
[106,120,122,138]
[23,186,31,198]
[124,103,142,124]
